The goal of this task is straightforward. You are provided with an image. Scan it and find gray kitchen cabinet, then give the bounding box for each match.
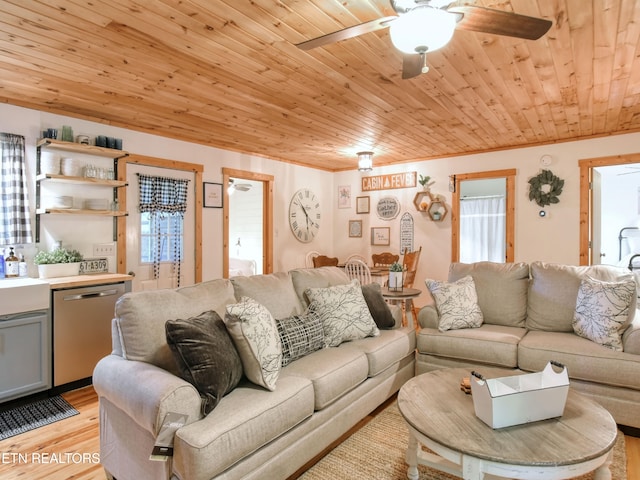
[0,310,50,402]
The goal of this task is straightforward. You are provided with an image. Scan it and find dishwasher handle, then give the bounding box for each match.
[63,289,120,301]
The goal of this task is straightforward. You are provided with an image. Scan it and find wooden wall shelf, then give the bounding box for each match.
[413,191,448,221]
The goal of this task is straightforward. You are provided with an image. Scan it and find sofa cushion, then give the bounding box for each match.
[527,262,637,332]
[174,375,314,480]
[518,330,640,391]
[276,309,324,367]
[165,310,244,415]
[231,272,304,319]
[282,346,369,410]
[306,280,380,347]
[361,282,396,329]
[449,262,529,327]
[416,324,527,368]
[224,297,282,391]
[426,276,483,332]
[290,266,351,307]
[114,279,237,374]
[345,327,417,377]
[573,276,636,351]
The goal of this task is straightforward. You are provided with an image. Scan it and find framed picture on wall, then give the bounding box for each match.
[371,227,390,246]
[356,196,370,214]
[338,185,351,208]
[349,220,362,238]
[203,182,223,208]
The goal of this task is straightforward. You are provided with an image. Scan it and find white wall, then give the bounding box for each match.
[4,102,640,289]
[333,134,640,292]
[0,103,333,279]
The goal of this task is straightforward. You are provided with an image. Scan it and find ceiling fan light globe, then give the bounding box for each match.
[389,7,456,54]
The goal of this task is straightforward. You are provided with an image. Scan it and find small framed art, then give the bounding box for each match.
[371,227,390,246]
[203,182,223,208]
[349,220,363,238]
[338,185,351,209]
[356,196,370,214]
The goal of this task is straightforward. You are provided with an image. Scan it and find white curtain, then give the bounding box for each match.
[460,195,505,263]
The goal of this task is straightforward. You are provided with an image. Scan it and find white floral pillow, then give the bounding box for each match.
[305,280,380,347]
[573,276,636,351]
[224,297,282,390]
[426,275,483,332]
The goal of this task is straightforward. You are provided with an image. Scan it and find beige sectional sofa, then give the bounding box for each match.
[417,261,640,429]
[93,267,416,480]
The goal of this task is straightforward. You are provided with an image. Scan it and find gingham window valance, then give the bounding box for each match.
[138,173,189,213]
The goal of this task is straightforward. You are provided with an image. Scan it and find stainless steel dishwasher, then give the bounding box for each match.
[52,282,128,387]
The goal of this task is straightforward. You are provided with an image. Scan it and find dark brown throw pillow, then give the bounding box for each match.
[166,310,243,415]
[361,283,396,329]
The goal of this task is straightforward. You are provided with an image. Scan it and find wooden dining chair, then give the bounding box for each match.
[312,255,339,268]
[344,259,372,285]
[372,252,399,268]
[402,246,422,289]
[305,250,320,268]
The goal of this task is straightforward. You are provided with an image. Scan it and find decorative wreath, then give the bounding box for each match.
[528,169,564,207]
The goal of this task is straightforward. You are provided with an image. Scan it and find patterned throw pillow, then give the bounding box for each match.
[276,308,324,366]
[305,279,380,347]
[573,276,636,351]
[165,310,244,415]
[224,297,282,390]
[426,275,483,332]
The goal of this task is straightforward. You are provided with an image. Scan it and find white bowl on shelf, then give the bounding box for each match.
[61,157,82,177]
[47,195,73,209]
[40,152,60,175]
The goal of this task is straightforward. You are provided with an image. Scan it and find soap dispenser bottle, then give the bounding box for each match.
[19,253,28,277]
[5,247,19,277]
[0,248,5,279]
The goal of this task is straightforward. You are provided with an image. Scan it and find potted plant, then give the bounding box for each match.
[388,261,404,291]
[34,247,84,278]
[418,174,433,191]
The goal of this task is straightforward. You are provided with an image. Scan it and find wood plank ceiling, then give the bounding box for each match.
[1,0,640,171]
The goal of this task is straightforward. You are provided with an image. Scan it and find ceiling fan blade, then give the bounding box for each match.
[448,5,552,40]
[296,15,397,50]
[402,54,424,79]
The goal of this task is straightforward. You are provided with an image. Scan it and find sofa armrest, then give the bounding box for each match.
[417,305,438,329]
[93,354,202,435]
[623,309,640,354]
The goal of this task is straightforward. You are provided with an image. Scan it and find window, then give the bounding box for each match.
[140,212,184,263]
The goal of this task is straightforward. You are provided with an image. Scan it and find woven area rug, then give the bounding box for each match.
[301,402,627,480]
[0,396,79,441]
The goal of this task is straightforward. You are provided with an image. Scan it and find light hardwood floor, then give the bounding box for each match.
[0,386,638,480]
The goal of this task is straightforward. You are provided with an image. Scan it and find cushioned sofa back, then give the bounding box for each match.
[113,279,236,374]
[449,261,529,327]
[527,261,637,332]
[290,266,352,308]
[230,271,304,319]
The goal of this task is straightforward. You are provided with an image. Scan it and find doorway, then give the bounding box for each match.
[124,154,203,291]
[222,168,274,277]
[579,153,640,266]
[451,169,515,263]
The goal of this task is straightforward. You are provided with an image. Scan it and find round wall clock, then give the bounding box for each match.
[289,188,320,243]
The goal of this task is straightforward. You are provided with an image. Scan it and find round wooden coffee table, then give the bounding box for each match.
[397,367,618,480]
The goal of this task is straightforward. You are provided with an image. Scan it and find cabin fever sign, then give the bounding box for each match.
[361,172,417,192]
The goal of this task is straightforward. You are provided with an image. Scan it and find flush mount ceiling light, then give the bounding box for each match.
[357,151,374,172]
[388,6,456,55]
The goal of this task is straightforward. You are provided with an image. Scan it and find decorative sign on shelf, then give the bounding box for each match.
[400,212,414,253]
[362,171,417,192]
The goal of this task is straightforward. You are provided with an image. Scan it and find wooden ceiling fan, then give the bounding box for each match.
[296,0,552,79]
